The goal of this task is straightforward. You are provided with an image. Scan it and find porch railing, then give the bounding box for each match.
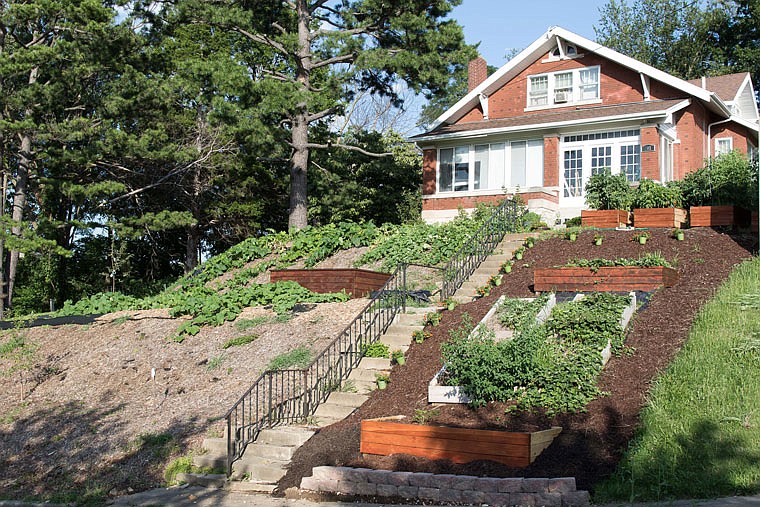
[224,264,407,475]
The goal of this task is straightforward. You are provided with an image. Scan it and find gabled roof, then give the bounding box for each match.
[412,99,689,142]
[431,26,732,130]
[687,73,749,102]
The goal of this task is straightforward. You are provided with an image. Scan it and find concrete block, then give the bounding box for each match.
[536,492,563,507]
[561,490,590,506]
[344,468,372,483]
[450,474,477,490]
[376,484,397,497]
[548,477,576,494]
[483,492,512,506]
[497,477,525,493]
[365,469,390,484]
[511,492,537,506]
[299,476,320,492]
[522,477,549,492]
[438,488,463,503]
[353,481,377,497]
[397,485,419,499]
[386,471,413,486]
[474,476,502,492]
[408,472,436,487]
[417,487,440,501]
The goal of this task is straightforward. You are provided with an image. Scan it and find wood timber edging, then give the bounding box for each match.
[269,268,391,299]
[359,417,562,468]
[581,209,632,228]
[633,207,687,228]
[533,266,678,292]
[689,205,751,227]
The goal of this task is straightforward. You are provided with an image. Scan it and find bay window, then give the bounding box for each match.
[527,66,600,109]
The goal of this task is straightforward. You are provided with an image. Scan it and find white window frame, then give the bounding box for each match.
[436,144,508,194]
[526,66,600,111]
[715,137,733,156]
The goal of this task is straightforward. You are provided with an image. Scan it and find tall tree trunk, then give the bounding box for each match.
[7,66,38,309]
[288,0,312,231]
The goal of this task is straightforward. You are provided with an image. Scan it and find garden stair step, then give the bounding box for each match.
[232,456,290,483]
[326,391,369,407]
[348,367,388,383]
[256,427,314,447]
[201,437,226,454]
[193,453,226,471]
[358,357,391,370]
[245,441,298,461]
[226,481,277,494]
[313,401,359,421]
[395,313,425,326]
[403,306,434,314]
[379,334,412,348]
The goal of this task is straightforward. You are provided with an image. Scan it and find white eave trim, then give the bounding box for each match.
[432,26,731,129]
[413,105,685,143]
[729,115,760,135]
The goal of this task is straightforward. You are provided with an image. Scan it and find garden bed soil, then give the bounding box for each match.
[281,227,755,495]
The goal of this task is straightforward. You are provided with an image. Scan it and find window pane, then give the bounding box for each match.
[511,141,527,188]
[555,72,573,90]
[591,146,612,176]
[474,145,489,190]
[564,149,583,197]
[526,139,544,187]
[620,145,641,182]
[529,76,548,106]
[439,148,453,192]
[488,143,505,189]
[579,68,599,100]
[716,138,732,155]
[454,146,469,191]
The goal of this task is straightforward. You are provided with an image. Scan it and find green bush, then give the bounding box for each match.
[585,171,633,210]
[363,341,390,358]
[676,151,759,209]
[565,216,582,227]
[631,178,683,209]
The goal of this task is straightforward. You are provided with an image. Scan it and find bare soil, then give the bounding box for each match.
[280,228,756,496]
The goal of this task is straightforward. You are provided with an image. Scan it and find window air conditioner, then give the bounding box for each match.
[554,90,569,103]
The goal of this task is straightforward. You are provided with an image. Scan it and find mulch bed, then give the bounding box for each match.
[280,227,756,495]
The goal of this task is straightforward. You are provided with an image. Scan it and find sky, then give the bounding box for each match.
[449,0,611,68]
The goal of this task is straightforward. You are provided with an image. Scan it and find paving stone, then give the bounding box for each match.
[417,487,440,501]
[522,477,549,493]
[376,484,397,497]
[386,471,413,486]
[561,490,590,506]
[474,476,502,493]
[397,485,419,499]
[408,472,436,487]
[497,478,525,493]
[547,477,576,494]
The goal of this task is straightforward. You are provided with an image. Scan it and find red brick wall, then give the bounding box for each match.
[468,57,488,92]
[422,149,437,195]
[711,122,753,155]
[640,126,660,180]
[455,52,686,125]
[422,191,558,211]
[673,102,708,179]
[543,135,559,186]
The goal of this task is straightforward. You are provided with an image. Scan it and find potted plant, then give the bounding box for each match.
[391,349,405,366]
[514,247,525,260]
[475,285,491,298]
[412,330,431,344]
[501,261,513,273]
[673,228,685,241]
[444,298,457,311]
[632,179,687,228]
[632,231,650,244]
[594,233,604,246]
[423,311,442,326]
[375,373,390,390]
[582,171,633,227]
[489,274,502,287]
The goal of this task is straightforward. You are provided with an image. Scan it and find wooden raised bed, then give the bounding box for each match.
[633,207,687,228]
[269,268,390,298]
[360,417,562,467]
[534,266,678,292]
[689,205,751,228]
[581,209,631,228]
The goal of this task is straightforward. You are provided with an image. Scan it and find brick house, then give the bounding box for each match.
[411,26,759,223]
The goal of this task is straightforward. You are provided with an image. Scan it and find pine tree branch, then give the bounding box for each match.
[304,142,391,157]
[311,52,356,69]
[231,26,290,57]
[306,105,341,123]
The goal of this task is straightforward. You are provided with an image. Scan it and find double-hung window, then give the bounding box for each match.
[620,144,641,182]
[715,138,733,156]
[438,144,507,192]
[527,66,600,108]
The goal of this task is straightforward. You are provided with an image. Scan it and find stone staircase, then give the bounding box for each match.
[450,232,538,304]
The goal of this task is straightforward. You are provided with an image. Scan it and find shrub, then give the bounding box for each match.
[631,178,683,209]
[363,341,390,358]
[584,171,633,210]
[676,151,759,209]
[565,216,582,227]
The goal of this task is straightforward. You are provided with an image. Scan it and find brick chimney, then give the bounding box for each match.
[468,56,488,92]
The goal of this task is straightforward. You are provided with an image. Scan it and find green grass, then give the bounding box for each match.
[595,257,760,502]
[222,334,258,349]
[266,346,313,371]
[234,316,271,330]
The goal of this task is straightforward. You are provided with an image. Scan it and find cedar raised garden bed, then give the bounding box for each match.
[581,209,631,228]
[269,268,390,298]
[633,207,687,228]
[689,205,751,228]
[534,266,678,292]
[360,417,562,468]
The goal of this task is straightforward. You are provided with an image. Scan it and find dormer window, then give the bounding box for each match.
[527,66,600,109]
[551,44,577,58]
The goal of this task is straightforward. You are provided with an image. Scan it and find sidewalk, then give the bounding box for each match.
[105,486,760,507]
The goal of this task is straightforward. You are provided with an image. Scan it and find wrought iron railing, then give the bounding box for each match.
[224,264,408,475]
[439,198,522,300]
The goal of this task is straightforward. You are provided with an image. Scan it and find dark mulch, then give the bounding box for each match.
[279,228,756,495]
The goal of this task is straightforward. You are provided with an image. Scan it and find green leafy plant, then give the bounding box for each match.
[412,408,440,424]
[222,334,258,349]
[475,285,491,297]
[391,349,406,365]
[514,246,525,259]
[564,252,671,272]
[594,233,604,245]
[584,170,633,210]
[489,274,502,287]
[500,260,513,273]
[412,329,431,343]
[375,372,390,389]
[676,150,759,209]
[632,230,651,244]
[566,228,580,241]
[363,341,390,358]
[234,316,271,330]
[206,354,227,371]
[498,294,549,330]
[525,236,535,248]
[444,298,458,311]
[423,311,442,326]
[266,346,313,371]
[631,178,683,209]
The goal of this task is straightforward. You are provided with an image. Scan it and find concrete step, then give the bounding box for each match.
[256,427,314,447]
[479,259,503,270]
[176,473,226,488]
[193,453,226,471]
[245,442,296,461]
[346,379,376,394]
[233,457,288,483]
[403,306,435,314]
[452,294,475,304]
[326,391,369,407]
[202,437,226,454]
[348,367,386,383]
[395,314,424,326]
[385,323,421,334]
[313,402,358,421]
[379,334,411,348]
[358,357,391,370]
[312,415,342,428]
[226,481,277,494]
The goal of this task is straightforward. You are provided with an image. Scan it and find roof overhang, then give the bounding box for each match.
[431,26,731,130]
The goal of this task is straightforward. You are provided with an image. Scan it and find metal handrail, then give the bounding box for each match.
[224,263,408,475]
[439,198,522,300]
